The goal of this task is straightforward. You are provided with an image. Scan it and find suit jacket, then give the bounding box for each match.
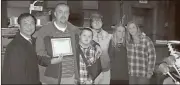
[2,32,51,84]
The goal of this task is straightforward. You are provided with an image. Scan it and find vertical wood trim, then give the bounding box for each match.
[1,1,8,28]
[152,2,158,42]
[168,1,175,40]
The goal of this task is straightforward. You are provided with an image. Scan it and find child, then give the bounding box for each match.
[76,28,99,84]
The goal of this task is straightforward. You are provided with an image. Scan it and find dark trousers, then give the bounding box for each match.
[110,79,129,85]
[129,76,150,85]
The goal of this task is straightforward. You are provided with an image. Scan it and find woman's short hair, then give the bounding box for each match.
[18,13,37,25]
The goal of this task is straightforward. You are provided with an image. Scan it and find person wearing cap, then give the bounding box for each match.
[90,12,112,85]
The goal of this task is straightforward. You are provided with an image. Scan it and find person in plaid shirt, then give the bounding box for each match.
[126,21,156,84]
[77,28,99,84]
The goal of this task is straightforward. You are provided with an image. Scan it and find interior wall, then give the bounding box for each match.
[98,1,114,31]
[67,1,83,26]
[7,7,29,18]
[1,1,8,28]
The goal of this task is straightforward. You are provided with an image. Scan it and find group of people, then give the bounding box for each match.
[2,3,157,85]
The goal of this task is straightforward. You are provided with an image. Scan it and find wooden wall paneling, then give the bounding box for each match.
[98,1,114,30]
[7,1,30,8]
[2,1,8,28]
[47,1,67,8]
[168,1,176,40]
[68,1,83,26]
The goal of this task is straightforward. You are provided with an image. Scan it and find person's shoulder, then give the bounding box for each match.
[102,30,108,34]
[67,22,81,34]
[67,22,78,30]
[141,33,154,44]
[6,39,19,52]
[36,22,54,36]
[144,35,152,42]
[40,22,54,31]
[102,30,112,39]
[141,33,149,40]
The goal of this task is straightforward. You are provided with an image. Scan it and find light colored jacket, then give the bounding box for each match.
[92,29,112,71]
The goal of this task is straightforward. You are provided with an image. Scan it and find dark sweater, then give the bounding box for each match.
[35,21,80,81]
[108,39,129,80]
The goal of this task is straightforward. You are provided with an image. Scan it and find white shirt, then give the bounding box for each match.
[54,21,67,32]
[20,32,32,43]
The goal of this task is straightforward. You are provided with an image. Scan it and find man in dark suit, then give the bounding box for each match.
[2,13,63,84]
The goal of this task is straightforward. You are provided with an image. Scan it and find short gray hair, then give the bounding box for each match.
[54,3,69,11]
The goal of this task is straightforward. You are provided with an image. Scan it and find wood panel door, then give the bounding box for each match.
[131,7,154,39]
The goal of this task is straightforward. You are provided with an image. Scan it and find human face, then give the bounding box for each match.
[127,23,138,36]
[19,16,35,37]
[116,26,125,39]
[79,30,93,45]
[54,5,70,24]
[91,18,103,30]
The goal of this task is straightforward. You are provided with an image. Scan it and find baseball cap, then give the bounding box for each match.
[90,12,103,21]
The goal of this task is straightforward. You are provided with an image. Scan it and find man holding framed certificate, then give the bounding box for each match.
[35,3,102,84]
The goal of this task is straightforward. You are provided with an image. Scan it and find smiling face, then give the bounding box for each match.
[54,5,70,24]
[115,26,125,39]
[79,30,93,45]
[91,18,103,30]
[127,23,138,36]
[19,16,35,37]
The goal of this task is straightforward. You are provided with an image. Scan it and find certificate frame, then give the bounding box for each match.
[51,37,73,57]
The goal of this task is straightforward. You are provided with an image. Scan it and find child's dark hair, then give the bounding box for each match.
[80,27,93,37]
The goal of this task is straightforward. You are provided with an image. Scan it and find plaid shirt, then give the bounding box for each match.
[127,33,156,77]
[79,45,96,84]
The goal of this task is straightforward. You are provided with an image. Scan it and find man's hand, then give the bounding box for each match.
[50,54,64,64]
[95,45,102,59]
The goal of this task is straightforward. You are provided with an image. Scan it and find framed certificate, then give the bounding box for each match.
[51,37,73,57]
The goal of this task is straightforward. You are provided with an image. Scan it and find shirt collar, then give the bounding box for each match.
[54,21,67,32]
[93,28,102,33]
[92,29,106,40]
[79,42,93,49]
[20,32,31,41]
